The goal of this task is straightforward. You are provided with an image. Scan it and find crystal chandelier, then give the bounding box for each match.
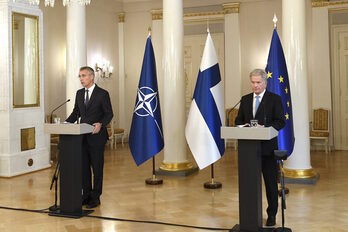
[12,0,92,7]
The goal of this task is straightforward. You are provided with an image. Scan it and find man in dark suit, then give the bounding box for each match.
[66,66,113,208]
[235,69,285,227]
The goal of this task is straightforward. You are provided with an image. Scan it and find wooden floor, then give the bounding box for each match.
[0,145,347,231]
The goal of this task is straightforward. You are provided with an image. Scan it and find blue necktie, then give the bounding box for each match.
[85,89,89,106]
[255,95,260,114]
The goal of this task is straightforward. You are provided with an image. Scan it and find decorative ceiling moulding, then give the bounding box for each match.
[183,11,225,24]
[312,0,329,7]
[312,0,348,7]
[151,9,162,20]
[149,3,239,25]
[328,7,348,13]
[223,2,240,14]
[328,0,348,6]
[119,12,125,23]
[11,0,91,7]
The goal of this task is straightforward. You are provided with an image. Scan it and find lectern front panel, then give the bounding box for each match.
[59,135,83,214]
[238,140,263,231]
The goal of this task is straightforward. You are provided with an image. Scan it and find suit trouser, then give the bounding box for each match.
[82,138,105,201]
[262,155,278,217]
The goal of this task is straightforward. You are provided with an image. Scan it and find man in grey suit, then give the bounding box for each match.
[66,66,113,209]
[235,69,285,226]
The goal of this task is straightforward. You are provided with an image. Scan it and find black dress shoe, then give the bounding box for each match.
[82,198,89,206]
[266,216,276,226]
[86,199,100,209]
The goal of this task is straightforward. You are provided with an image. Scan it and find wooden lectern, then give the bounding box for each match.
[221,126,278,232]
[44,123,94,218]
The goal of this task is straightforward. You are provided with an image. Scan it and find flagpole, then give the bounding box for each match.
[129,27,164,181]
[204,163,222,189]
[272,13,290,197]
[145,157,163,185]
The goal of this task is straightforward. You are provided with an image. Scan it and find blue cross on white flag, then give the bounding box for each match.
[185,32,225,170]
[129,35,164,166]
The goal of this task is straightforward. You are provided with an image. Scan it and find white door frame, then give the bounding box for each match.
[331,24,348,150]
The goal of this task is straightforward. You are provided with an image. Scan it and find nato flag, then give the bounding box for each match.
[266,28,295,157]
[129,35,164,166]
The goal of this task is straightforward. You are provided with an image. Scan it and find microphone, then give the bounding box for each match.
[77,110,80,124]
[227,99,241,127]
[50,99,70,123]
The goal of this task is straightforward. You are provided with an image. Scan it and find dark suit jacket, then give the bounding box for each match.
[235,91,285,156]
[66,85,113,146]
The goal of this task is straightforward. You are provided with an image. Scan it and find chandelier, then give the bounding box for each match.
[12,0,91,7]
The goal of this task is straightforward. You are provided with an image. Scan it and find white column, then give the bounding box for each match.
[151,9,163,107]
[66,0,86,115]
[282,0,317,179]
[118,13,125,130]
[223,3,241,108]
[161,0,193,171]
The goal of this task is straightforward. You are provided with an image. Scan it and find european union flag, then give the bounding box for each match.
[129,35,164,166]
[266,28,295,156]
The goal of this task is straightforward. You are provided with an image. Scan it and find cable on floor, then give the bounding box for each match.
[0,205,230,231]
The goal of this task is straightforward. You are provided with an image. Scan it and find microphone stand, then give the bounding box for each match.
[50,99,70,123]
[48,99,70,211]
[226,100,241,126]
[49,162,60,212]
[274,159,292,232]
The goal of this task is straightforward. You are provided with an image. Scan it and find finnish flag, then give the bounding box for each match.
[185,32,225,170]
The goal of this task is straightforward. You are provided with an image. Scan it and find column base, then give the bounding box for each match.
[156,161,198,176]
[283,168,320,184]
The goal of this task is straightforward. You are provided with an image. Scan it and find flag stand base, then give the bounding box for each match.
[204,164,222,189]
[204,180,222,189]
[278,187,289,196]
[145,175,163,185]
[273,227,292,232]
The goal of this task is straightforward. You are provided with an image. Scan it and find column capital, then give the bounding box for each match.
[312,0,329,7]
[118,12,125,23]
[151,9,163,20]
[223,2,240,14]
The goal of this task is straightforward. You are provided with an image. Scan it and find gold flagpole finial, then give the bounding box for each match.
[273,14,278,29]
[148,26,152,36]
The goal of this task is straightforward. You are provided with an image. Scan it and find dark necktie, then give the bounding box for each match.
[85,89,89,106]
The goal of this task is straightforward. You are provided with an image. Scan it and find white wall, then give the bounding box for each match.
[41,1,66,120]
[86,1,120,126]
[239,0,282,95]
[41,0,121,122]
[124,10,152,132]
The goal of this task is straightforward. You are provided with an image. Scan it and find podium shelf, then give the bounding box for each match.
[44,123,94,135]
[221,126,278,140]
